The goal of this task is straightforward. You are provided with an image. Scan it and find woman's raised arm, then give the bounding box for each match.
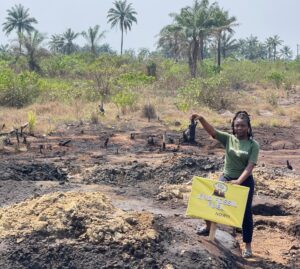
[190,114,216,138]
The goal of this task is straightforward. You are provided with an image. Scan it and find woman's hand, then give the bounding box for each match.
[189,114,216,138]
[190,114,202,121]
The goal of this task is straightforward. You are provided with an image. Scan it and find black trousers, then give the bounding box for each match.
[219,174,255,243]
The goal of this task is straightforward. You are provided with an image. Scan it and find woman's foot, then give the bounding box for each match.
[242,249,253,258]
[196,225,210,236]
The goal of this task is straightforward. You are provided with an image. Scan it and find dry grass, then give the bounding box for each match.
[0,83,299,134]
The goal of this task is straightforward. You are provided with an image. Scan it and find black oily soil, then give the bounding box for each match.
[0,162,66,182]
[0,217,237,269]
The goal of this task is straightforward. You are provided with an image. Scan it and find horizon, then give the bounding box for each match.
[0,0,299,56]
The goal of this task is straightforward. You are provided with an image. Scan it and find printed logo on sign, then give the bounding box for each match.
[212,182,228,198]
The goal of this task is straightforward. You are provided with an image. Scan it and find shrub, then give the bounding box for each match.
[40,54,89,77]
[87,55,120,109]
[116,72,155,88]
[111,89,138,114]
[142,104,156,120]
[175,100,190,112]
[155,60,189,96]
[0,64,41,107]
[28,111,37,134]
[146,62,156,77]
[265,90,278,107]
[267,71,285,89]
[177,75,232,110]
[222,60,266,89]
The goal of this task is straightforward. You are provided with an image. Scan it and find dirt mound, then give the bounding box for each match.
[0,192,236,269]
[0,192,156,242]
[0,162,66,182]
[0,192,159,268]
[85,155,223,185]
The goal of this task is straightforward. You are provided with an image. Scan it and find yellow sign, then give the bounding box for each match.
[186,176,249,228]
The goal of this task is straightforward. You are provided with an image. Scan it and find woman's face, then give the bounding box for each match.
[233,118,249,139]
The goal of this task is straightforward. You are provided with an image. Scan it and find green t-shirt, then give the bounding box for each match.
[215,130,260,178]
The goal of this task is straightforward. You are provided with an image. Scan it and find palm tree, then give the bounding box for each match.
[0,44,11,60]
[242,35,259,60]
[220,32,238,58]
[2,4,37,54]
[48,34,64,53]
[211,5,237,67]
[107,0,137,55]
[270,35,283,61]
[238,36,267,60]
[21,31,46,72]
[98,43,116,54]
[82,25,106,56]
[0,44,10,53]
[172,0,214,76]
[157,24,188,61]
[265,37,274,60]
[62,28,79,55]
[280,45,293,61]
[195,0,215,61]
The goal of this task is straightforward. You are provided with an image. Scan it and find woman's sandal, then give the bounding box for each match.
[242,249,253,258]
[196,226,210,236]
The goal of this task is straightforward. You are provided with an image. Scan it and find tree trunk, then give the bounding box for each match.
[188,43,193,76]
[199,35,204,61]
[190,37,199,78]
[217,33,221,67]
[268,47,271,60]
[174,34,179,62]
[274,46,276,61]
[91,43,96,56]
[121,24,124,55]
[18,31,22,55]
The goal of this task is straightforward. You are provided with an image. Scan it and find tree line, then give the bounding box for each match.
[1,1,137,59]
[0,0,295,76]
[157,0,294,77]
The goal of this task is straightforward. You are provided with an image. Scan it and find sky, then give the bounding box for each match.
[0,0,299,55]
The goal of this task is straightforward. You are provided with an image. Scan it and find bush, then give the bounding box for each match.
[111,89,138,114]
[142,104,156,120]
[39,79,98,103]
[28,111,37,134]
[222,60,266,89]
[155,60,189,96]
[146,62,156,77]
[177,75,232,110]
[0,64,41,107]
[265,90,278,107]
[116,72,155,88]
[267,71,285,89]
[40,54,89,77]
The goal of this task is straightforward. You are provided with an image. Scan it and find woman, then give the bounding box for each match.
[190,111,259,258]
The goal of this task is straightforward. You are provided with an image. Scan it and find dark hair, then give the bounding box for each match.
[231,111,253,139]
